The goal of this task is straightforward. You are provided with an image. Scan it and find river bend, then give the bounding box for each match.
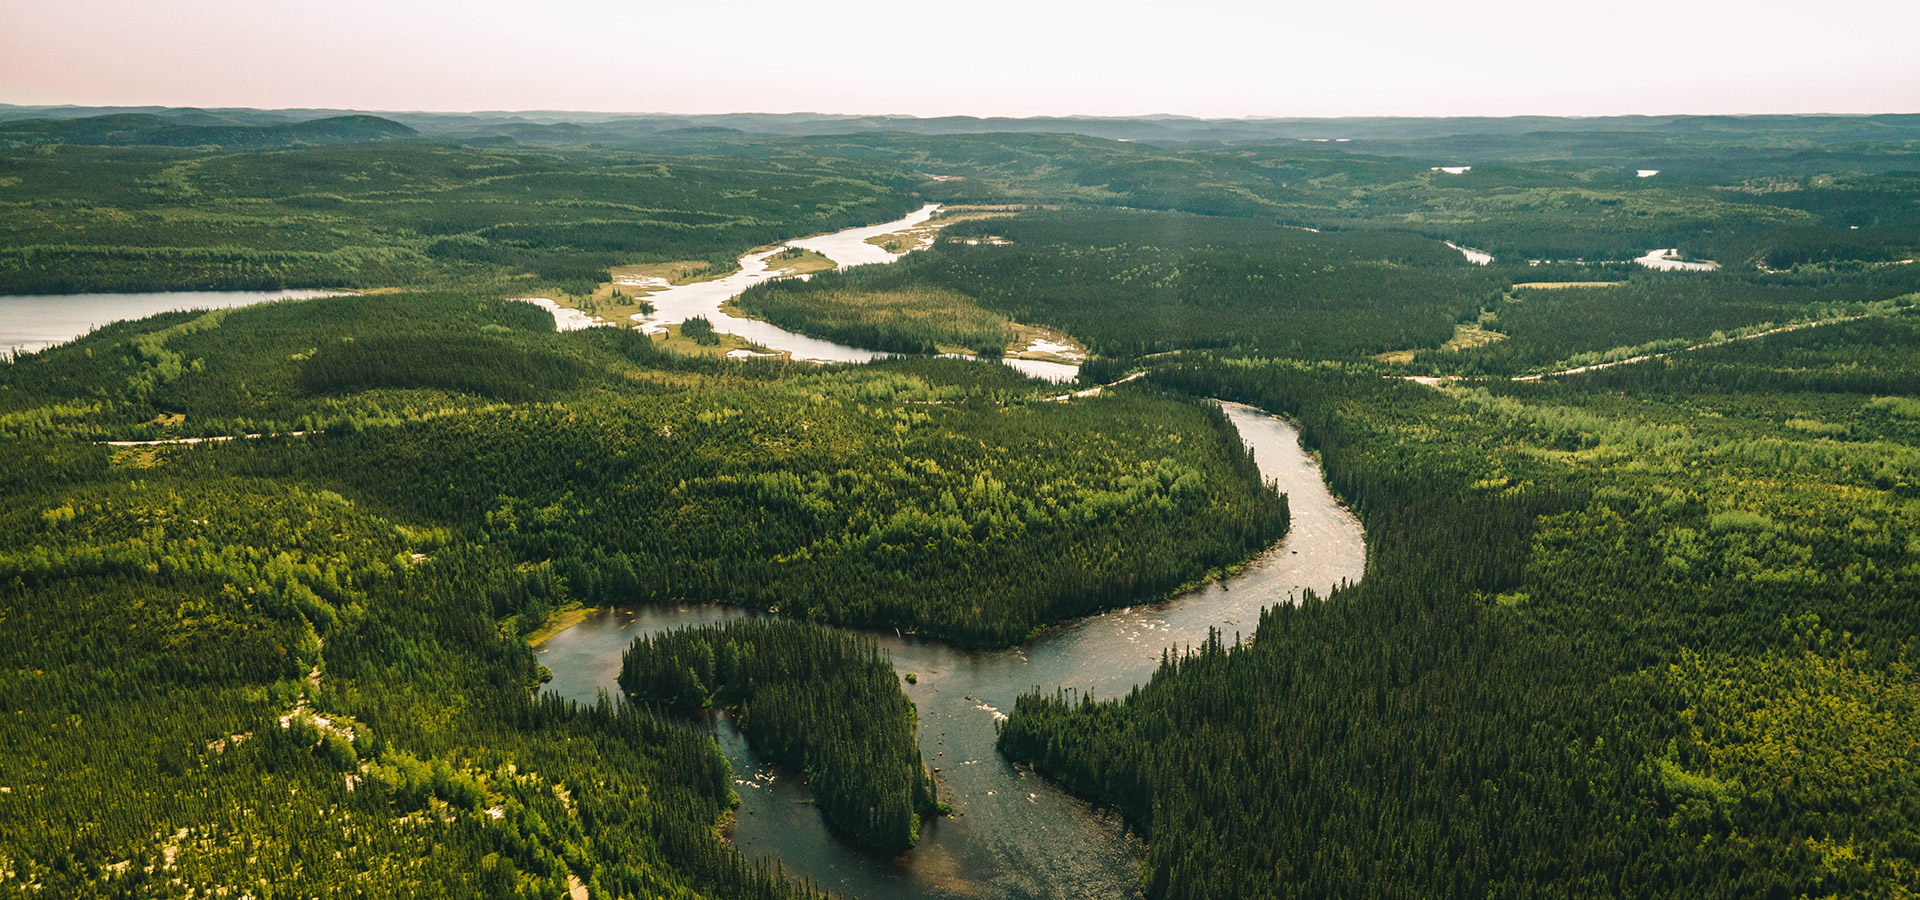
[538,402,1366,899]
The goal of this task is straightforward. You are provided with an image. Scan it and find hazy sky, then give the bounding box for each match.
[3,0,1916,117]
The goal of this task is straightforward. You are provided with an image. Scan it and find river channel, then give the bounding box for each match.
[622,204,936,364]
[537,402,1367,899]
[8,207,1368,897]
[604,203,1079,383]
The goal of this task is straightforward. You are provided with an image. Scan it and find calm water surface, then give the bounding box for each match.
[630,204,940,364]
[0,209,1077,383]
[538,402,1366,899]
[616,204,1076,382]
[1445,241,1494,265]
[1635,248,1720,272]
[0,289,346,357]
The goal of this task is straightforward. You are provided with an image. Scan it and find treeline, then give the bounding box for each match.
[999,361,1597,899]
[735,278,1016,356]
[0,141,919,295]
[1685,171,1920,267]
[757,207,1503,360]
[10,124,1894,300]
[999,340,1920,898]
[0,283,1282,896]
[0,113,418,149]
[761,131,1916,268]
[1418,269,1920,376]
[2,287,1289,651]
[0,244,437,295]
[295,332,590,401]
[1563,312,1920,400]
[0,291,791,441]
[619,619,939,853]
[273,376,1286,646]
[0,436,833,899]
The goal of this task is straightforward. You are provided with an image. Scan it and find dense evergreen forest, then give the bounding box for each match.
[999,320,1920,898]
[742,207,1503,358]
[0,276,1281,894]
[1412,269,1920,377]
[0,113,419,149]
[5,113,1920,898]
[0,140,918,295]
[0,444,829,898]
[619,620,940,853]
[733,202,1920,380]
[629,127,1918,267]
[10,113,1920,301]
[0,289,1287,644]
[734,278,1017,356]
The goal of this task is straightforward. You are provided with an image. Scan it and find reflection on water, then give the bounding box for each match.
[0,289,347,358]
[1445,241,1494,266]
[996,357,1080,383]
[538,402,1365,899]
[518,297,603,332]
[1635,248,1719,272]
[787,204,942,269]
[620,204,1079,382]
[630,205,939,364]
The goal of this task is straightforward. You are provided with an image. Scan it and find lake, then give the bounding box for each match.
[0,289,347,358]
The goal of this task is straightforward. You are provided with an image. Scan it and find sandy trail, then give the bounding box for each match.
[101,431,317,447]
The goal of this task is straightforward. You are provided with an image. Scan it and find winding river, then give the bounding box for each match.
[537,402,1367,899]
[610,203,1079,382]
[624,205,935,364]
[9,207,1366,897]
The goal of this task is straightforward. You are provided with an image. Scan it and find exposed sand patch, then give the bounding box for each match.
[762,247,837,277]
[517,297,613,331]
[103,431,316,447]
[864,205,1020,255]
[1047,370,1145,402]
[1007,325,1087,362]
[526,606,599,648]
[1374,323,1505,365]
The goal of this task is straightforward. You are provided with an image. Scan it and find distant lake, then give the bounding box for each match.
[1,290,347,358]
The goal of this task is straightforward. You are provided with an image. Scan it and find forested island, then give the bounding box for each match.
[619,619,941,854]
[3,109,1918,898]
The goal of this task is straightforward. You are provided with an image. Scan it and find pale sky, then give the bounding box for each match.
[2,0,1916,118]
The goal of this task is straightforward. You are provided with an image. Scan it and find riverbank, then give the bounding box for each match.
[526,605,602,648]
[536,402,1363,899]
[0,288,351,358]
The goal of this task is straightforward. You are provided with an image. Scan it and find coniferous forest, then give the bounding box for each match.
[619,619,940,854]
[3,111,1919,898]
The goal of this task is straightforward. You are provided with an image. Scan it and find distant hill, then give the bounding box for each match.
[0,113,417,148]
[7,104,1920,146]
[1,105,1917,171]
[382,110,1920,145]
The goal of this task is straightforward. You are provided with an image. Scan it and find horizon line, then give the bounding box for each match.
[3,102,1918,121]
